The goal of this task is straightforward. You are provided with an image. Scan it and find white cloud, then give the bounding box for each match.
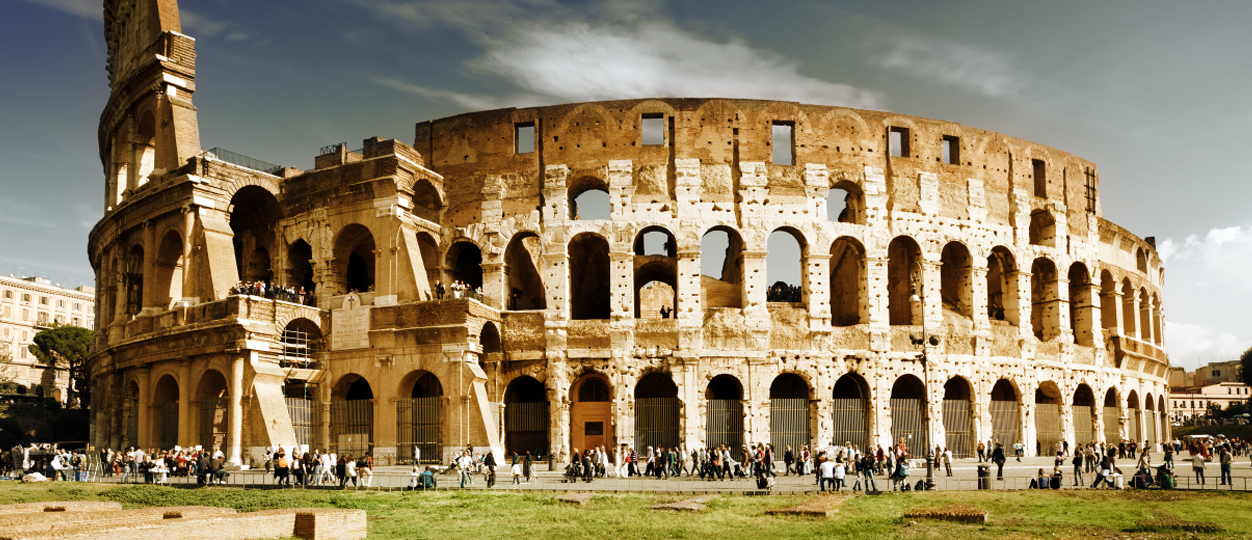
[1160,224,1252,294]
[866,30,1030,98]
[19,0,99,20]
[1164,320,1251,371]
[366,75,534,110]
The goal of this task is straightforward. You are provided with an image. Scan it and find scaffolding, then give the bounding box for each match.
[280,325,317,369]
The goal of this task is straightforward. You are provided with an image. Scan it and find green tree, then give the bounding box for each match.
[0,347,12,419]
[1242,346,1252,386]
[28,324,92,407]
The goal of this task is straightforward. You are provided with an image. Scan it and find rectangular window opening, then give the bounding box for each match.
[1084,167,1097,213]
[515,123,535,154]
[772,121,794,166]
[941,135,960,164]
[585,421,604,436]
[1033,159,1047,197]
[642,114,665,145]
[889,127,910,157]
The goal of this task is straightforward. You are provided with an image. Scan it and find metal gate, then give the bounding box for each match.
[1072,406,1094,446]
[706,400,743,449]
[635,397,679,451]
[199,398,228,453]
[330,399,373,456]
[126,404,139,448]
[990,400,1020,448]
[1036,403,1062,455]
[770,398,809,453]
[889,398,928,454]
[160,402,178,449]
[1129,410,1141,444]
[285,398,321,450]
[504,401,549,457]
[396,397,442,464]
[831,398,869,451]
[1145,411,1157,448]
[1103,406,1121,443]
[942,399,973,458]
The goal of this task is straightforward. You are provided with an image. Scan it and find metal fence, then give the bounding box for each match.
[505,401,550,457]
[329,399,373,457]
[1072,406,1094,445]
[1103,407,1121,443]
[889,398,928,453]
[770,399,809,453]
[990,400,1020,447]
[396,397,442,464]
[200,399,228,454]
[160,403,178,449]
[1129,410,1141,443]
[942,399,973,458]
[706,400,743,449]
[1145,412,1157,447]
[1036,403,1062,455]
[285,398,321,450]
[126,405,139,448]
[831,399,870,452]
[635,398,680,451]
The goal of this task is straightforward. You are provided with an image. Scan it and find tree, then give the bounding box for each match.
[1241,346,1252,387]
[28,324,92,408]
[0,346,11,419]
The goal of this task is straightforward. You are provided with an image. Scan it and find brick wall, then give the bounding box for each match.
[0,504,365,540]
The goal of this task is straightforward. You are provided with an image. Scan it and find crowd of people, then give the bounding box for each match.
[433,280,480,300]
[259,446,375,488]
[766,282,802,303]
[449,447,537,488]
[229,280,317,307]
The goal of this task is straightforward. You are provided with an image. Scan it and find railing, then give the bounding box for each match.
[203,147,283,175]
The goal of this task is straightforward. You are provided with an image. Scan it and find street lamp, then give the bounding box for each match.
[908,262,940,490]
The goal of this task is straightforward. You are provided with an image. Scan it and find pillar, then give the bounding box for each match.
[178,359,192,446]
[226,355,244,467]
[136,367,151,449]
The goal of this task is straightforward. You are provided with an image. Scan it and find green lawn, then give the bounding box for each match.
[2,483,1249,539]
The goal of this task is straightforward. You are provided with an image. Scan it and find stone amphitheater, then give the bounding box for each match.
[87,0,1169,468]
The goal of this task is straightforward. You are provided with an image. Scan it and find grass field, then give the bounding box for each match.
[2,482,1250,539]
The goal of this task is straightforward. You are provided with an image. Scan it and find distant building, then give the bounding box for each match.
[1169,381,1250,421]
[0,275,95,403]
[1194,360,1242,386]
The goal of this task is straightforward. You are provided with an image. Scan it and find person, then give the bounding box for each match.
[943,447,952,477]
[1219,447,1233,486]
[409,462,422,489]
[275,451,290,486]
[1031,468,1048,489]
[992,443,1007,480]
[485,451,497,488]
[458,452,473,488]
[1072,452,1084,487]
[359,453,374,488]
[783,445,794,476]
[420,466,437,489]
[859,453,877,492]
[511,459,522,486]
[833,459,846,492]
[819,456,835,492]
[344,454,358,488]
[1014,441,1024,462]
[1163,444,1174,470]
[524,451,533,483]
[977,441,986,463]
[1192,451,1206,486]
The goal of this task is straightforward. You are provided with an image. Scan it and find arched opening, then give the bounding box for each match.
[445,241,483,293]
[1073,384,1096,446]
[416,232,440,298]
[1120,279,1137,338]
[1158,396,1167,446]
[890,375,928,452]
[1144,392,1157,448]
[634,227,676,257]
[194,370,229,454]
[569,233,611,320]
[986,246,1018,324]
[990,379,1021,448]
[331,374,374,457]
[766,229,805,304]
[1068,263,1093,346]
[1126,390,1141,444]
[636,279,675,319]
[831,373,871,451]
[229,186,281,284]
[504,233,546,310]
[770,373,811,453]
[1138,288,1152,344]
[1035,381,1063,455]
[125,244,144,316]
[634,372,679,451]
[942,377,974,457]
[939,242,973,318]
[701,227,744,309]
[411,179,444,223]
[135,110,156,187]
[826,181,863,224]
[397,371,442,464]
[286,239,315,297]
[1103,388,1121,444]
[280,318,322,368]
[1028,210,1056,247]
[887,236,923,325]
[1136,248,1148,273]
[480,322,501,354]
[153,374,180,449]
[331,224,375,295]
[153,231,183,309]
[124,380,140,447]
[829,237,865,326]
[571,375,612,453]
[705,374,744,449]
[1031,258,1059,341]
[569,177,610,220]
[504,376,548,457]
[1100,271,1118,333]
[634,227,678,319]
[1152,294,1163,346]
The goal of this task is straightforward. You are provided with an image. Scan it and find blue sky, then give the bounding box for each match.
[5,0,1252,369]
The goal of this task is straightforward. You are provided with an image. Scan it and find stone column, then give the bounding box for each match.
[806,253,831,329]
[609,251,633,320]
[142,223,156,309]
[178,359,192,446]
[136,367,151,449]
[226,355,245,467]
[481,262,506,310]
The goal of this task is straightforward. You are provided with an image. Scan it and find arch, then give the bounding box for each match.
[332,374,375,457]
[706,374,744,449]
[504,232,546,310]
[1067,263,1093,345]
[634,226,677,257]
[503,375,549,456]
[890,375,928,452]
[576,377,611,402]
[333,373,374,401]
[1072,383,1096,446]
[1028,210,1056,247]
[445,240,483,292]
[569,176,609,220]
[1126,389,1142,444]
[415,232,440,296]
[332,224,376,294]
[152,374,180,449]
[1103,387,1121,444]
[193,370,229,453]
[1035,380,1064,455]
[636,277,675,319]
[571,372,613,453]
[1136,247,1148,273]
[1031,258,1059,341]
[125,244,144,316]
[986,246,1018,324]
[766,228,806,304]
[569,232,611,319]
[411,178,444,223]
[153,230,184,309]
[1144,391,1158,447]
[397,371,441,464]
[1120,278,1137,338]
[280,317,322,367]
[286,239,315,296]
[229,185,281,283]
[480,322,501,354]
[634,226,677,319]
[1100,270,1118,332]
[990,379,1021,448]
[942,377,975,457]
[1138,287,1152,344]
[701,226,744,309]
[939,241,973,318]
[829,237,865,326]
[887,236,922,325]
[634,372,680,451]
[770,373,811,453]
[134,109,157,187]
[826,180,864,224]
[1152,293,1163,346]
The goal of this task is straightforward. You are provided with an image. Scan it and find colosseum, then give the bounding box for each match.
[86,0,1169,468]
